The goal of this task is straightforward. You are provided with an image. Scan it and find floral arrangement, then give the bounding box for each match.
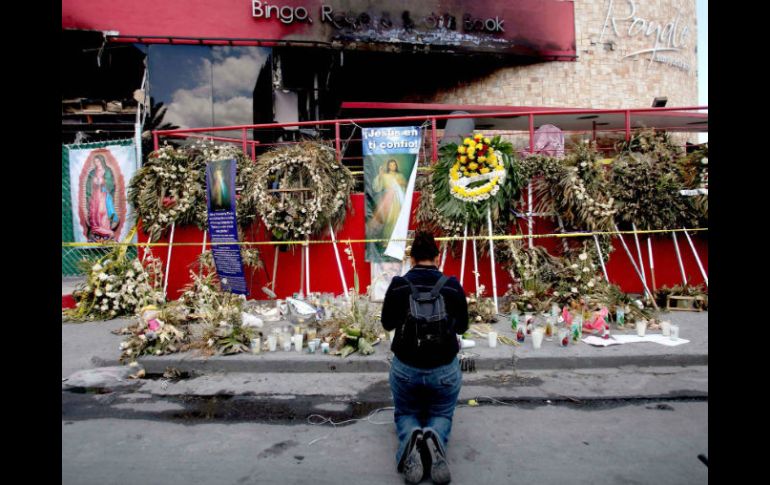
[500,238,654,323]
[552,247,605,303]
[504,240,564,313]
[427,133,522,233]
[519,144,617,233]
[318,242,384,357]
[197,249,262,272]
[467,285,498,324]
[128,145,203,242]
[449,134,508,202]
[679,144,708,226]
[179,268,244,326]
[413,175,466,237]
[610,130,698,230]
[250,142,354,241]
[115,304,187,363]
[129,141,261,242]
[64,243,164,321]
[200,320,257,355]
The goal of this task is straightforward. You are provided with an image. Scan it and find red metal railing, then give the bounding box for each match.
[153,106,708,164]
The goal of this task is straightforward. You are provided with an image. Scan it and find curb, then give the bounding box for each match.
[92,351,709,375]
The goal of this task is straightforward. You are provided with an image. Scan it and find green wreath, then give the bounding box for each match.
[430,134,522,232]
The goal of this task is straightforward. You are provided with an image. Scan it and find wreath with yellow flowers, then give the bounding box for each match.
[430,133,522,231]
[450,134,507,202]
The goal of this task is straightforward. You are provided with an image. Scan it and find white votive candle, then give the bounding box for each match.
[488,331,498,348]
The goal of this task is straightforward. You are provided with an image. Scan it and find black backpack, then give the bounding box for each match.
[404,275,452,348]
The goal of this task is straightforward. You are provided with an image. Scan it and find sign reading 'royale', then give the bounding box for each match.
[599,0,693,72]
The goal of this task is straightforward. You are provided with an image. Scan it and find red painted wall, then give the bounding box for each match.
[139,192,707,300]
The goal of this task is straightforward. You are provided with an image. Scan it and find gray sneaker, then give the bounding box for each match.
[424,431,451,484]
[403,432,425,484]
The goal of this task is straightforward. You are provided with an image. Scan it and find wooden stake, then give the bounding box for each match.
[472,233,480,297]
[305,240,311,296]
[593,234,610,282]
[613,224,657,309]
[460,224,468,286]
[671,231,688,285]
[647,237,657,292]
[632,223,647,287]
[486,208,499,314]
[682,228,707,286]
[162,222,175,300]
[329,224,349,298]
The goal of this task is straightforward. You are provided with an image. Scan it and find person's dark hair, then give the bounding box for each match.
[410,231,439,262]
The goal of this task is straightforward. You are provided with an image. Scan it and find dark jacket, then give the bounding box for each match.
[381,264,469,368]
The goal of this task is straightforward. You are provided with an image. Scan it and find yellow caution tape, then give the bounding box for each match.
[61,227,707,248]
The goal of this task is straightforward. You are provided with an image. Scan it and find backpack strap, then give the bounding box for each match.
[404,278,421,299]
[429,275,450,298]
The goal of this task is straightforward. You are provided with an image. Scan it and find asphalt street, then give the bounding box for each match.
[62,399,708,485]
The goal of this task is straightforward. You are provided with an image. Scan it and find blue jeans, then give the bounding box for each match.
[390,355,462,469]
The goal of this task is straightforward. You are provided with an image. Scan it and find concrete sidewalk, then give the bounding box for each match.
[63,311,707,378]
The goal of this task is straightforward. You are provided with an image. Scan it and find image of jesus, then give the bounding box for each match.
[368,159,408,248]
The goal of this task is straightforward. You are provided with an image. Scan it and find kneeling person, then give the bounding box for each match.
[381,231,469,484]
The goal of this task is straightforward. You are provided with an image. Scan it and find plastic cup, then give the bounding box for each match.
[250,338,261,354]
[670,325,679,340]
[636,320,647,337]
[661,320,671,336]
[558,328,569,347]
[294,334,304,352]
[267,335,277,352]
[532,328,544,349]
[545,317,554,341]
[488,331,498,348]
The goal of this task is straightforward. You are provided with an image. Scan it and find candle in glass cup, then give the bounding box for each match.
[636,319,647,337]
[488,331,498,348]
[545,316,554,340]
[250,337,261,354]
[551,303,560,317]
[670,324,679,340]
[571,314,583,342]
[282,340,292,352]
[267,335,277,352]
[661,320,671,336]
[307,327,318,341]
[294,334,304,352]
[558,328,569,347]
[516,327,525,343]
[616,307,625,326]
[510,310,520,331]
[532,328,544,349]
[525,313,534,335]
[321,342,330,354]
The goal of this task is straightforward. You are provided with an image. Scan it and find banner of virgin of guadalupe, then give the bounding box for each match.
[64,139,138,243]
